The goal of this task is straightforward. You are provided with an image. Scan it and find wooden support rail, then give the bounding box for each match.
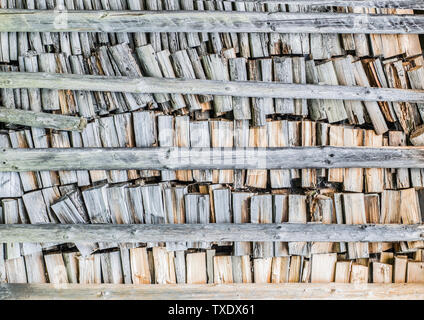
[1,147,424,171]
[2,72,424,102]
[0,107,86,131]
[224,0,424,9]
[0,223,422,243]
[0,10,424,34]
[1,283,423,300]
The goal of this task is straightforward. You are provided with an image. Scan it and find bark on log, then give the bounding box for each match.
[0,10,424,34]
[0,223,422,242]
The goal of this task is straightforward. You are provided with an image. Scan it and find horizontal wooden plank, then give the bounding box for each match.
[1,283,424,300]
[2,72,424,102]
[0,107,86,131]
[0,10,423,34]
[0,223,422,242]
[224,0,424,9]
[1,147,424,171]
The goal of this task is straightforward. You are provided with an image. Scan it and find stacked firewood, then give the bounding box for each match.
[0,0,424,285]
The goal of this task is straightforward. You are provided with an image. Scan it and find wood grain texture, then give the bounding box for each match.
[3,72,424,102]
[0,223,422,243]
[221,1,424,10]
[1,283,424,300]
[0,10,424,34]
[2,146,424,171]
[0,107,86,131]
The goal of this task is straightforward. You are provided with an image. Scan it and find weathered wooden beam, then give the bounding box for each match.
[2,72,424,103]
[0,107,86,131]
[0,223,422,242]
[1,147,424,171]
[1,283,423,300]
[0,10,423,34]
[222,1,424,10]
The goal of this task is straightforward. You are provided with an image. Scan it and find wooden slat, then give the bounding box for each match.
[0,10,424,34]
[222,1,424,10]
[0,107,86,131]
[0,223,422,243]
[2,147,424,171]
[3,72,424,102]
[1,283,424,300]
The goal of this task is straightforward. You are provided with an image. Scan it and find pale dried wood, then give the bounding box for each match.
[129,247,151,284]
[186,252,207,284]
[232,192,253,256]
[343,128,364,192]
[44,253,68,284]
[301,120,317,188]
[152,247,176,284]
[224,0,424,10]
[1,223,423,243]
[335,261,352,283]
[246,126,267,188]
[352,60,389,135]
[389,131,410,189]
[5,72,424,103]
[343,193,369,259]
[365,194,383,254]
[271,257,290,283]
[189,121,212,182]
[394,256,408,283]
[253,258,272,284]
[288,195,309,257]
[406,261,424,283]
[210,120,234,183]
[273,194,289,257]
[6,146,424,171]
[267,120,290,188]
[373,262,393,283]
[214,256,233,284]
[350,264,369,284]
[3,282,424,299]
[251,195,274,258]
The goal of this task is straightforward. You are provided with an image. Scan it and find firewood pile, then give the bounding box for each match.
[0,0,423,298]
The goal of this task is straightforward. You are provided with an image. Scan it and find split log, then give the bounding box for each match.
[343,193,369,259]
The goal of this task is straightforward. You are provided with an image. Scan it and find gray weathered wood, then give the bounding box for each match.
[3,146,424,171]
[0,107,86,131]
[1,10,424,34]
[222,0,424,10]
[1,283,424,300]
[4,72,424,102]
[0,223,423,242]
